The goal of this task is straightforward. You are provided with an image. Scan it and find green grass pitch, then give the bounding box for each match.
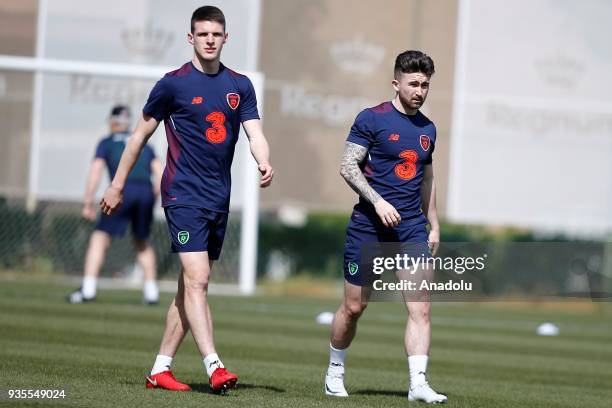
[0,280,611,407]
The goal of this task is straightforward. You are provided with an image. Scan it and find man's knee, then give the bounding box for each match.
[409,303,430,323]
[133,238,149,252]
[183,277,209,292]
[343,299,367,320]
[182,269,210,293]
[91,230,112,249]
[178,252,212,294]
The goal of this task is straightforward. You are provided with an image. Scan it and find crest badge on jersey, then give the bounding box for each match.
[420,135,430,151]
[226,93,240,110]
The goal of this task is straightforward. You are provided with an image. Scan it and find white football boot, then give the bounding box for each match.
[324,365,348,397]
[408,379,447,404]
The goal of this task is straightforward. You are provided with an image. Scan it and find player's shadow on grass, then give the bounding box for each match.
[355,389,450,398]
[354,389,408,397]
[189,383,286,394]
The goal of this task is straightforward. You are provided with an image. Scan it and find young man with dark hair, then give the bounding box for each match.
[100,6,273,392]
[324,50,447,404]
[68,105,162,305]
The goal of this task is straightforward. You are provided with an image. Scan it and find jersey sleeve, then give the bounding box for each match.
[347,109,375,148]
[238,77,260,122]
[143,76,174,121]
[94,139,107,160]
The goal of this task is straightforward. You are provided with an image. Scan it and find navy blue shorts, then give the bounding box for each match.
[343,208,430,286]
[163,206,228,260]
[96,183,155,240]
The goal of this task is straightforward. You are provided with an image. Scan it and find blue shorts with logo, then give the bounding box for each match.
[96,183,155,240]
[343,206,430,286]
[163,206,228,260]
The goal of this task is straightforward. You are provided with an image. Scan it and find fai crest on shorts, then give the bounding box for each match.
[420,135,430,151]
[177,231,190,245]
[348,262,359,275]
[226,93,240,110]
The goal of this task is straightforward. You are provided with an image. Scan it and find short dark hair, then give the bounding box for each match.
[110,105,130,117]
[394,50,435,79]
[191,6,226,33]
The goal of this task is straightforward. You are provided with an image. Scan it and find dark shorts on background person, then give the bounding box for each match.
[343,207,430,286]
[96,183,155,240]
[164,205,228,260]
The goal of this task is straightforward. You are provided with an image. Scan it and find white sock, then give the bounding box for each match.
[151,354,173,376]
[328,343,347,374]
[408,355,428,386]
[82,276,97,298]
[204,353,224,377]
[143,280,159,302]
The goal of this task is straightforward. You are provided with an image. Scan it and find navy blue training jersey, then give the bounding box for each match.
[143,61,260,211]
[347,101,436,224]
[95,132,156,184]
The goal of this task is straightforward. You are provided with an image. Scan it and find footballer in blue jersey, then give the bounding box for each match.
[325,51,447,404]
[93,129,157,239]
[68,105,163,305]
[347,103,436,226]
[100,6,273,393]
[143,60,260,212]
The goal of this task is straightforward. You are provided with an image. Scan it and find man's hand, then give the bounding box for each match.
[82,202,97,221]
[100,185,123,215]
[374,199,401,227]
[259,163,274,188]
[428,228,440,256]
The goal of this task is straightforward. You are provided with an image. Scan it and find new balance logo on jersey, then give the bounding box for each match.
[191,96,203,104]
[389,133,400,141]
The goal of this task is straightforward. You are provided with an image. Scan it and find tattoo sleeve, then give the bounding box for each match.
[339,141,382,205]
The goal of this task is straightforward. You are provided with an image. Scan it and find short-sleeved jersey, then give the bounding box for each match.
[143,61,260,211]
[95,132,156,185]
[347,101,436,224]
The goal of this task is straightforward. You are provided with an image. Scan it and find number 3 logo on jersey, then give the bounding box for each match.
[205,111,227,144]
[395,149,418,180]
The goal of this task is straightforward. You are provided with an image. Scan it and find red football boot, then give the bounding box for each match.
[209,367,238,392]
[146,370,191,391]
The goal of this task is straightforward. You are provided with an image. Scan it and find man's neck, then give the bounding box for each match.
[392,96,417,116]
[192,55,221,75]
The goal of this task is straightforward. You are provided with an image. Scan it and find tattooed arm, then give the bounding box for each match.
[340,141,401,227]
[339,142,380,204]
